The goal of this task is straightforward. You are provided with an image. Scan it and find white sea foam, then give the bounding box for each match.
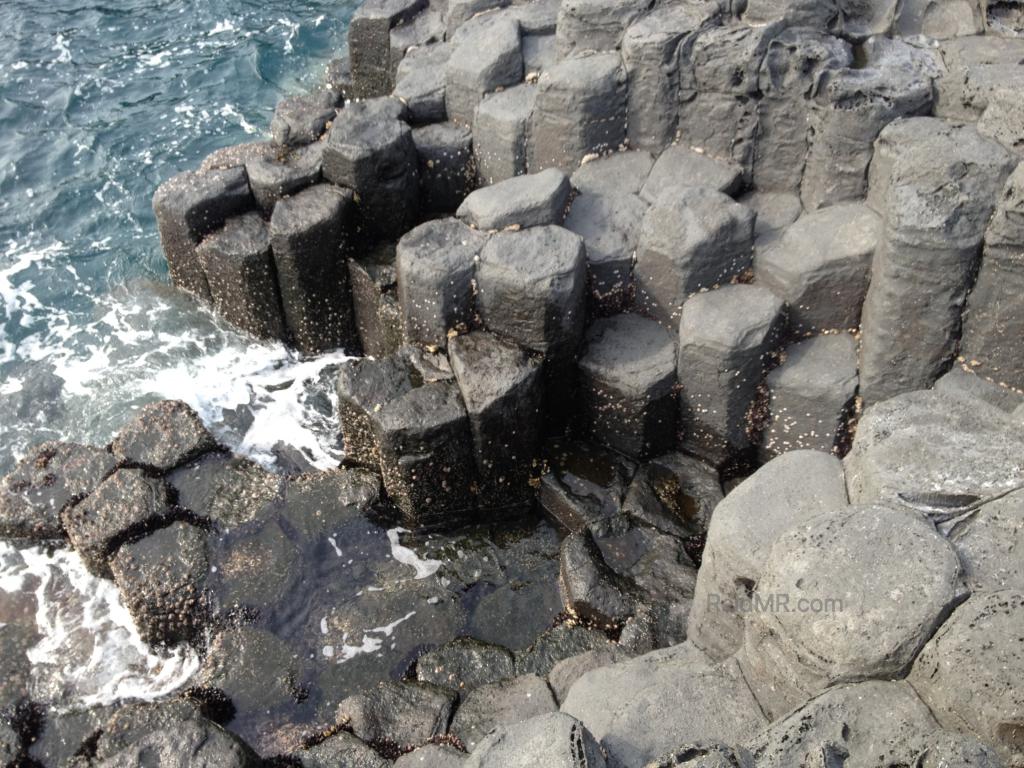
[0,542,199,708]
[209,19,237,36]
[387,528,443,580]
[334,611,416,663]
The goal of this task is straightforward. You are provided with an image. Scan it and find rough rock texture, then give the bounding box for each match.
[457,168,571,230]
[464,712,606,768]
[113,400,217,473]
[450,674,557,750]
[0,442,116,542]
[639,146,743,203]
[740,503,966,719]
[413,122,476,213]
[621,452,722,538]
[473,84,537,185]
[416,636,516,690]
[909,590,1024,767]
[571,150,654,197]
[336,353,417,467]
[337,681,457,750]
[445,15,523,125]
[688,450,849,660]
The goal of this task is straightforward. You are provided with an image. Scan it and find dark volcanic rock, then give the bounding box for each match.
[91,700,259,768]
[445,14,523,125]
[63,468,175,578]
[109,520,210,646]
[270,89,338,147]
[413,122,476,213]
[0,442,116,542]
[394,43,450,126]
[473,84,537,185]
[322,101,419,238]
[298,730,390,768]
[337,680,457,750]
[416,637,517,691]
[112,400,217,473]
[448,331,543,514]
[621,452,722,538]
[559,529,637,627]
[456,168,571,231]
[167,453,282,527]
[269,183,360,356]
[348,0,427,98]
[245,142,323,214]
[348,243,403,359]
[538,440,636,533]
[464,712,606,768]
[152,167,253,300]
[197,212,287,341]
[370,381,477,528]
[336,353,417,467]
[514,624,613,677]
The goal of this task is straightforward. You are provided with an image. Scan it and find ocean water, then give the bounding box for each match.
[0,0,359,475]
[0,0,363,708]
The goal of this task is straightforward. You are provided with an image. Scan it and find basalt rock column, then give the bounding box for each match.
[152,168,253,301]
[322,100,419,239]
[196,212,286,341]
[269,184,360,355]
[348,0,427,98]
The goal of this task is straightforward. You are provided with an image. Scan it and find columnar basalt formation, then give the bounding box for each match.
[2,0,1023,765]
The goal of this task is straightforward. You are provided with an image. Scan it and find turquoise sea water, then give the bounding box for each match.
[0,0,359,474]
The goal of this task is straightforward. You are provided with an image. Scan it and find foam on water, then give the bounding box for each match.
[0,542,200,708]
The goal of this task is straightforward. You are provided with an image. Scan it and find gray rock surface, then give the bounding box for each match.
[909,590,1024,767]
[621,452,723,538]
[538,440,637,533]
[950,487,1024,593]
[349,243,402,358]
[450,674,557,751]
[932,367,1024,413]
[472,84,536,185]
[639,146,743,203]
[634,189,755,328]
[559,528,638,627]
[445,14,523,125]
[464,712,606,768]
[269,183,360,355]
[270,90,338,147]
[416,636,516,691]
[395,744,467,768]
[394,43,450,125]
[754,203,880,334]
[336,353,417,467]
[562,648,767,768]
[570,150,654,197]
[578,313,677,459]
[337,680,457,750]
[348,0,426,97]
[458,168,570,230]
[554,0,650,56]
[322,101,419,238]
[759,333,859,459]
[676,285,785,463]
[546,648,630,704]
[529,52,627,173]
[396,218,485,348]
[739,503,966,719]
[688,450,849,661]
[112,399,217,473]
[245,142,323,213]
[299,730,390,768]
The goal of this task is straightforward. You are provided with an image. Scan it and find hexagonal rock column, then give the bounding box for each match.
[269,89,338,147]
[322,101,419,239]
[754,203,880,335]
[529,52,627,174]
[152,168,253,300]
[800,37,937,211]
[759,333,858,460]
[538,440,637,533]
[961,163,1024,391]
[473,84,537,185]
[445,14,523,126]
[245,143,322,215]
[739,503,966,720]
[464,713,606,768]
[371,381,477,528]
[620,0,719,153]
[751,30,851,193]
[950,486,1024,594]
[563,190,647,316]
[621,452,723,538]
[688,450,849,661]
[577,313,677,459]
[449,331,543,513]
[196,212,286,341]
[269,184,360,356]
[634,188,755,329]
[638,146,744,203]
[396,218,486,349]
[394,43,449,126]
[111,400,217,472]
[893,0,985,38]
[910,590,1024,767]
[348,243,403,358]
[555,0,649,57]
[932,37,1024,121]
[336,354,417,467]
[676,285,786,465]
[476,226,587,417]
[677,23,780,176]
[412,122,475,214]
[457,168,571,231]
[348,0,427,98]
[858,120,1015,405]
[450,675,558,752]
